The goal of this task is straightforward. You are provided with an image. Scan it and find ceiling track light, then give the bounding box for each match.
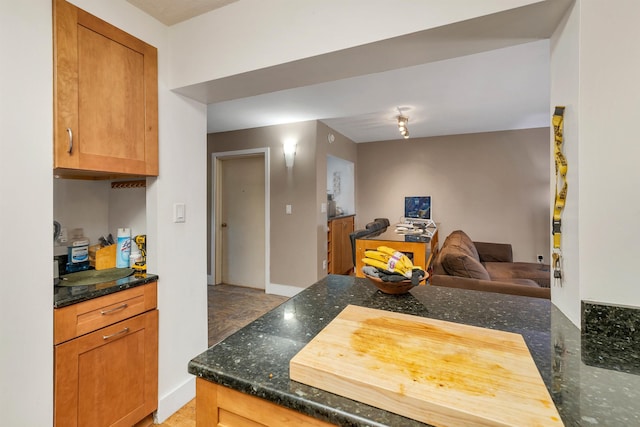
[396,109,410,139]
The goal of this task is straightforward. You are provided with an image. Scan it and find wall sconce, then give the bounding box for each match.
[283,139,297,169]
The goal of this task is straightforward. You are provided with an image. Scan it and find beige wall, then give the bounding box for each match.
[356,128,550,263]
[208,121,320,289]
[315,122,358,277]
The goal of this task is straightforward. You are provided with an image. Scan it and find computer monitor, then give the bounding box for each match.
[404,196,431,220]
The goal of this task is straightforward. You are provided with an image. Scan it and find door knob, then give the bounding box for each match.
[221,223,228,228]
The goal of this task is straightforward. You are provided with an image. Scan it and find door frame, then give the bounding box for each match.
[210,148,270,291]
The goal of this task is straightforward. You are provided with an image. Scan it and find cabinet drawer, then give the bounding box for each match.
[54,282,157,344]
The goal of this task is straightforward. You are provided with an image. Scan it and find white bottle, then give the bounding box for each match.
[129,245,142,268]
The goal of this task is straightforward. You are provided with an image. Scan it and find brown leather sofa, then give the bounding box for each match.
[431,230,551,299]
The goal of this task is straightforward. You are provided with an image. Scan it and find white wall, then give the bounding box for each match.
[550,1,581,325]
[550,0,640,326]
[150,92,208,422]
[0,0,208,424]
[577,0,640,307]
[0,1,53,425]
[168,0,543,89]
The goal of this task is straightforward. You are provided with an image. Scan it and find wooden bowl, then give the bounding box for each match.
[364,274,416,295]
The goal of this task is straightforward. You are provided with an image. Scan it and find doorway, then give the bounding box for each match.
[211,148,270,290]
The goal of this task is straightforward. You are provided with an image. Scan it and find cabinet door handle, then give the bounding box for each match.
[101,303,128,315]
[66,128,73,154]
[103,327,130,340]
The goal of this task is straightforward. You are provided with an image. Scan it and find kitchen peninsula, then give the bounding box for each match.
[189,275,640,426]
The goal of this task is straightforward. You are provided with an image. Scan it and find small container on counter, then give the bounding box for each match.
[66,228,90,273]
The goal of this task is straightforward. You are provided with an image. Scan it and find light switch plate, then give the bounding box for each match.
[321,203,326,213]
[173,203,186,223]
[286,204,292,214]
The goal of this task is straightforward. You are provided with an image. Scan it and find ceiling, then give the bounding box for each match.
[127,0,239,26]
[127,0,567,143]
[204,41,550,143]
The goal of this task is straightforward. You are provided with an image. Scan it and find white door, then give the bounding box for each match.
[219,156,265,288]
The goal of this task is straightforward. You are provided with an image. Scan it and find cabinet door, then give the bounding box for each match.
[340,216,355,274]
[54,310,158,427]
[53,0,158,177]
[329,217,354,275]
[329,220,341,274]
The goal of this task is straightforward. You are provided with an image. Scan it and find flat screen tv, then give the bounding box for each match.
[404,196,431,220]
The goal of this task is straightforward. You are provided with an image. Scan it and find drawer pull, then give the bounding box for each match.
[103,327,129,340]
[66,128,73,154]
[101,303,128,315]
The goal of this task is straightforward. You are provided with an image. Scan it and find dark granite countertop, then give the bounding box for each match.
[54,272,158,308]
[189,275,640,427]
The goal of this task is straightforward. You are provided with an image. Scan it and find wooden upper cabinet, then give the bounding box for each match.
[53,0,158,177]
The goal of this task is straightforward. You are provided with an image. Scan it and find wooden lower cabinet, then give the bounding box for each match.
[196,378,335,427]
[54,284,158,427]
[328,216,354,275]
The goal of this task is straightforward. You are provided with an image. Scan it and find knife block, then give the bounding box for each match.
[89,245,116,270]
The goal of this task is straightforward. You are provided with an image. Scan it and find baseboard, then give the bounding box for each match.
[267,283,304,297]
[155,376,195,423]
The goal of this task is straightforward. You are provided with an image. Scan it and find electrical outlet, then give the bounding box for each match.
[537,255,544,264]
[322,260,327,270]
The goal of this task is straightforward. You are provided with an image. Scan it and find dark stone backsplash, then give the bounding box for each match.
[582,301,640,375]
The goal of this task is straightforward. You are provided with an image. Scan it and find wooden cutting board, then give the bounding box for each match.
[290,305,563,427]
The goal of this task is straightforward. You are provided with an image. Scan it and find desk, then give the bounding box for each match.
[355,227,439,278]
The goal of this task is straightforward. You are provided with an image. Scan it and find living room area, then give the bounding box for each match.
[208,120,549,294]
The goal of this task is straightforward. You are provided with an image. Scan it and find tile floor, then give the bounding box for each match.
[207,283,289,347]
[157,284,289,426]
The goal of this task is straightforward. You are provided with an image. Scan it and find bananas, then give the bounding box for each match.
[362,246,415,278]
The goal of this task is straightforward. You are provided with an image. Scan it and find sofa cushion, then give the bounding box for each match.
[484,262,551,288]
[473,241,513,263]
[431,274,550,299]
[445,230,481,262]
[439,236,490,280]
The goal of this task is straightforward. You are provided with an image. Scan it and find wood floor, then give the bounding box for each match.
[157,284,289,426]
